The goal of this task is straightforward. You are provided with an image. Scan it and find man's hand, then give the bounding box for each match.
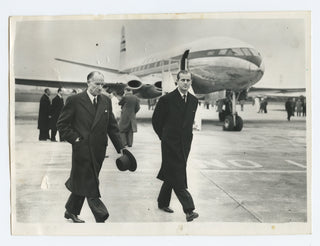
[74,137,81,143]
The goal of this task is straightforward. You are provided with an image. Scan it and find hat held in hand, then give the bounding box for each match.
[116,149,137,172]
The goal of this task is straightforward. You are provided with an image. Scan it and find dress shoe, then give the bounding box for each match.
[159,207,174,213]
[186,211,199,222]
[64,210,85,223]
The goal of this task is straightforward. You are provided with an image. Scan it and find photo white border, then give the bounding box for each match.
[2,0,320,245]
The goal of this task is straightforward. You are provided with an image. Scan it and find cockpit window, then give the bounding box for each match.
[218,49,228,55]
[241,48,253,56]
[227,48,244,56]
[249,48,259,56]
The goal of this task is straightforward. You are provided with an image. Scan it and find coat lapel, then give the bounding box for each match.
[182,93,195,128]
[173,89,186,112]
[91,95,107,130]
[79,90,96,119]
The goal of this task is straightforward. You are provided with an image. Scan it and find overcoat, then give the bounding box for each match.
[50,95,64,129]
[57,90,123,198]
[118,94,140,133]
[152,89,198,189]
[38,94,51,130]
[285,101,293,116]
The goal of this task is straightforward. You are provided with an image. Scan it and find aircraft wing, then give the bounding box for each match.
[15,77,129,92]
[15,78,87,89]
[15,77,161,99]
[55,58,124,74]
[248,87,306,98]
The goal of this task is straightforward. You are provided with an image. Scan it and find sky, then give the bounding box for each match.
[13,14,308,89]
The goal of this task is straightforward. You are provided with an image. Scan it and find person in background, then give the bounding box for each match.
[38,88,51,141]
[302,98,306,117]
[50,88,64,142]
[118,88,140,147]
[296,98,302,117]
[285,98,294,121]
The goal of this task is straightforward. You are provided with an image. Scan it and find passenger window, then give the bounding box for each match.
[218,49,228,55]
[207,50,216,56]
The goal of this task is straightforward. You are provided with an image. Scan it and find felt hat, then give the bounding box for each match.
[116,149,137,172]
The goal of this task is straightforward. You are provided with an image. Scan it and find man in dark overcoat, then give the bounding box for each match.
[50,88,64,142]
[152,70,199,222]
[38,88,51,141]
[285,97,294,121]
[118,88,140,147]
[57,71,125,223]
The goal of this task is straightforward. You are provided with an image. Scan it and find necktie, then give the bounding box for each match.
[93,97,97,110]
[182,94,186,103]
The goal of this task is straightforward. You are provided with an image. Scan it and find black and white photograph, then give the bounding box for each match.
[9,12,311,236]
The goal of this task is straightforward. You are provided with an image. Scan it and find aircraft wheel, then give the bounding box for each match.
[234,115,243,131]
[218,111,226,122]
[223,115,234,131]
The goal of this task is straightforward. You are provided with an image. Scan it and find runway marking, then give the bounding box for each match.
[201,159,228,168]
[285,160,306,169]
[199,170,263,223]
[199,170,306,173]
[228,160,262,168]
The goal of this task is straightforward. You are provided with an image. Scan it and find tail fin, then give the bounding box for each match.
[119,26,126,71]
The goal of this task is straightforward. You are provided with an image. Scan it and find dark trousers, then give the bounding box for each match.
[51,128,64,141]
[120,130,133,147]
[39,129,50,140]
[65,193,109,222]
[51,128,57,141]
[157,181,195,214]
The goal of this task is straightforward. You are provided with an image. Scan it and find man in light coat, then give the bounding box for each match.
[57,71,125,223]
[152,70,199,222]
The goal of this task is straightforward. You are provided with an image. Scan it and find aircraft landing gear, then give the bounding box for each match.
[223,114,243,131]
[222,91,243,131]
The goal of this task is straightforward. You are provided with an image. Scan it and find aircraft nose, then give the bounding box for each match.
[249,61,265,74]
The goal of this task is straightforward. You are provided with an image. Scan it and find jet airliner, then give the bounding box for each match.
[15,26,265,131]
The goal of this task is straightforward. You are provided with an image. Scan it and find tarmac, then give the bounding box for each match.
[12,102,308,228]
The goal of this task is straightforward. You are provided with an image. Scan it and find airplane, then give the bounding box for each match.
[15,26,266,131]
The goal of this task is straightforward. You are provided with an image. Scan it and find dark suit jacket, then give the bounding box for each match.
[152,88,198,189]
[50,95,64,129]
[118,94,140,133]
[38,94,51,130]
[57,90,124,197]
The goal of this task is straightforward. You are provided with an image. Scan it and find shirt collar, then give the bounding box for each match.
[177,88,188,98]
[86,90,97,104]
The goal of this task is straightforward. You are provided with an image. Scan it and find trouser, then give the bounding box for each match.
[51,128,57,141]
[287,111,292,121]
[51,128,64,141]
[120,130,133,147]
[157,181,195,214]
[65,193,109,222]
[39,129,50,140]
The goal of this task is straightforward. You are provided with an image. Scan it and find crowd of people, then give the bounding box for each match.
[285,97,306,121]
